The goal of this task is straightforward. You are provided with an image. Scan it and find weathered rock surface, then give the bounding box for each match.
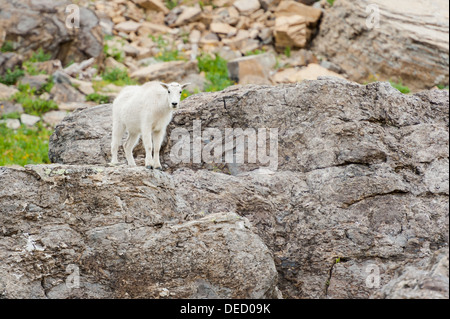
[312,0,449,91]
[0,165,280,299]
[0,0,103,65]
[46,79,449,298]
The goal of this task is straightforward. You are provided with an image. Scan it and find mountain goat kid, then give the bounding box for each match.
[111,81,189,170]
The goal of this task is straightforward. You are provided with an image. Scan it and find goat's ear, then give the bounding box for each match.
[160,82,169,89]
[181,83,191,89]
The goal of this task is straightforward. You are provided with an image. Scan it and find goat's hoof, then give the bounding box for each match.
[145,165,153,170]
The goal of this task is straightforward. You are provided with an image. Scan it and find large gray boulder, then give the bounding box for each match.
[0,165,280,299]
[45,78,450,298]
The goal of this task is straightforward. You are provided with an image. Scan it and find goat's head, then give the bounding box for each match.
[160,82,190,109]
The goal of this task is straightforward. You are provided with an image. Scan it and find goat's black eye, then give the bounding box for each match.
[179,91,182,94]
[168,91,171,94]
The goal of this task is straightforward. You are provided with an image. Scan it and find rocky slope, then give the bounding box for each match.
[2,78,448,299]
[312,0,449,91]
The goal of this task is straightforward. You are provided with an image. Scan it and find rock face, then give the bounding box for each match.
[312,0,449,91]
[0,0,103,66]
[45,79,450,298]
[0,165,280,299]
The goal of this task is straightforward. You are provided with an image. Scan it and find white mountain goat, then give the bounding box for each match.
[110,81,190,169]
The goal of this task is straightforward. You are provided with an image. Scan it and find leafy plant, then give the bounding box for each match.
[29,48,52,63]
[197,54,234,92]
[103,43,125,63]
[1,41,14,53]
[245,49,266,56]
[11,84,58,116]
[152,35,187,62]
[86,93,110,104]
[101,68,136,86]
[164,0,178,10]
[0,67,25,85]
[327,0,335,6]
[389,80,410,94]
[284,46,291,58]
[0,122,52,166]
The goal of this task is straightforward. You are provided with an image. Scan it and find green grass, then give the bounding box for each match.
[390,80,411,94]
[11,83,58,116]
[86,93,111,104]
[327,0,335,6]
[103,43,125,63]
[197,54,234,92]
[151,35,187,62]
[0,67,25,86]
[101,68,137,86]
[245,48,266,56]
[1,41,14,53]
[0,123,52,166]
[29,48,52,63]
[164,0,178,10]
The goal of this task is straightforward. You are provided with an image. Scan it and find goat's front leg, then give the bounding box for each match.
[142,130,154,169]
[152,130,165,170]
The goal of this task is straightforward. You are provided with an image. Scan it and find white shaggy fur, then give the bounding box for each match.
[111,81,189,169]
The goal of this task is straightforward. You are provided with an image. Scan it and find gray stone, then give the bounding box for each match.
[312,0,449,91]
[0,165,280,299]
[46,79,449,298]
[20,113,40,126]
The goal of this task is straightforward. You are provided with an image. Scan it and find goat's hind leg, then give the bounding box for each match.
[123,131,140,167]
[142,130,154,169]
[111,122,125,165]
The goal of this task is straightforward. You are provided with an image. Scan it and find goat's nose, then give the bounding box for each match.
[172,102,178,107]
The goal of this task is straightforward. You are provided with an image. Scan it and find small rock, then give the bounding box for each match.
[43,110,68,127]
[58,102,91,111]
[0,118,21,130]
[233,0,261,16]
[210,22,238,37]
[0,101,23,116]
[0,83,19,100]
[19,75,49,91]
[228,53,276,85]
[20,113,40,126]
[51,83,86,103]
[287,63,345,82]
[132,0,169,14]
[173,6,202,26]
[32,60,62,75]
[114,21,142,33]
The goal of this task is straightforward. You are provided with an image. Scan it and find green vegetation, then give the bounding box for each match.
[101,67,137,86]
[152,35,187,62]
[0,67,25,85]
[284,46,291,58]
[197,54,234,92]
[389,80,410,94]
[103,42,125,63]
[164,0,178,10]
[86,93,110,104]
[245,48,266,56]
[0,123,52,166]
[11,83,58,116]
[1,40,14,53]
[327,0,335,6]
[437,84,449,90]
[29,48,52,63]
